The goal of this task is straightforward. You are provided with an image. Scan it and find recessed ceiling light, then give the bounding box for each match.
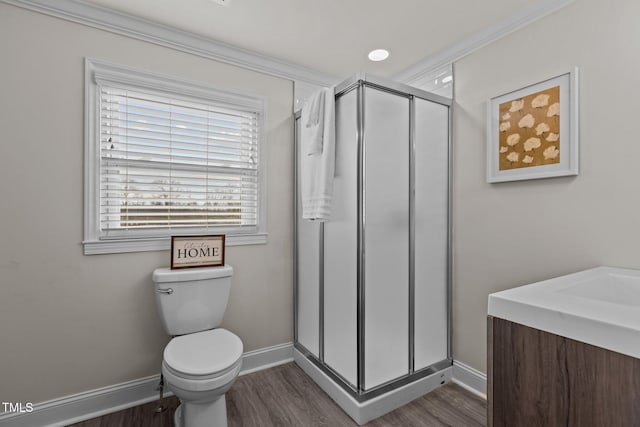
[209,0,231,6]
[368,49,389,62]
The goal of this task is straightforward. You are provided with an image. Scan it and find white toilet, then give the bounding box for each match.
[152,265,243,427]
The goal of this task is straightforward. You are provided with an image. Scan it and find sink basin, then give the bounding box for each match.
[554,273,640,307]
[488,266,640,358]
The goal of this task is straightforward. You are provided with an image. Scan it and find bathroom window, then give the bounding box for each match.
[84,59,266,254]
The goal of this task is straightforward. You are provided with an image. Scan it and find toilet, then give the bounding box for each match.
[152,265,243,427]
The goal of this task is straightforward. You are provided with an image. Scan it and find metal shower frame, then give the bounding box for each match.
[294,73,453,402]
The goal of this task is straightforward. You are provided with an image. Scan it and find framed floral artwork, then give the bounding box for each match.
[486,68,579,183]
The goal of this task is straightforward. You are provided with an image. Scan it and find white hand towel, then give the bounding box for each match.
[302,89,326,155]
[300,87,335,221]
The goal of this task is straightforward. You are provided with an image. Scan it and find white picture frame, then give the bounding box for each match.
[486,68,579,183]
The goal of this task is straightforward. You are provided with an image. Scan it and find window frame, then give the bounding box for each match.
[83,58,267,255]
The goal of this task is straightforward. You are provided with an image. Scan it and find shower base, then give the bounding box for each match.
[293,349,452,425]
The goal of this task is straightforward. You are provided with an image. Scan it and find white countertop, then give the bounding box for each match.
[488,266,640,359]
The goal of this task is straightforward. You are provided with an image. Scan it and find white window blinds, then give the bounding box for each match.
[99,85,260,238]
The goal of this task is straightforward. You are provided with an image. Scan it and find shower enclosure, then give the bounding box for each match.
[294,74,451,422]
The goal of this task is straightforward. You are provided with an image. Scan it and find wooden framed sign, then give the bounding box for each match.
[171,235,225,269]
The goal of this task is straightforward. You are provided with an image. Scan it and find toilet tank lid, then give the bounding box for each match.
[152,265,233,283]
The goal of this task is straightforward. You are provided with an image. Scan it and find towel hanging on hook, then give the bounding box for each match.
[300,87,335,221]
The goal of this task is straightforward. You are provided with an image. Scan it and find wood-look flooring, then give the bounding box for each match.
[68,362,486,426]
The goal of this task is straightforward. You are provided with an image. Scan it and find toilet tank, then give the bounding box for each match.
[152,265,233,336]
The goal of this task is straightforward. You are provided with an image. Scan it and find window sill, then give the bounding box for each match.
[83,233,267,255]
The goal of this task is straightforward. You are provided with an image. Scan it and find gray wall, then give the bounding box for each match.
[0,3,293,403]
[453,0,640,373]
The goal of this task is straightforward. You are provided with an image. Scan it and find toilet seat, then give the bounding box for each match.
[163,358,242,393]
[162,328,243,392]
[164,328,243,376]
[164,358,241,381]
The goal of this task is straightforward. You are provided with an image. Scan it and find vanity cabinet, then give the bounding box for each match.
[487,316,640,426]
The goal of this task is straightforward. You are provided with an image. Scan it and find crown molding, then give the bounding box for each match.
[2,0,575,90]
[393,0,576,85]
[0,0,338,87]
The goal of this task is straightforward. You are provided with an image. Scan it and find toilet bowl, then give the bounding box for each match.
[152,265,242,427]
[163,328,243,427]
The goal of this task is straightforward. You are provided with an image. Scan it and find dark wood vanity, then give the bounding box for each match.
[488,316,640,426]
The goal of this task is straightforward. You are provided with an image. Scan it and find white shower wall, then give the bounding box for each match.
[414,99,449,369]
[362,88,410,389]
[295,115,321,357]
[323,89,359,386]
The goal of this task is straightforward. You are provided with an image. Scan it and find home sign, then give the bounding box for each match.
[170,235,225,269]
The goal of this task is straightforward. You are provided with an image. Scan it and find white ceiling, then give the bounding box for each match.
[84,0,558,79]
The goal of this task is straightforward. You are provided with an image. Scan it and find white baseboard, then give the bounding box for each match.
[0,376,164,427]
[239,342,294,376]
[451,360,487,398]
[293,349,452,425]
[0,342,294,427]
